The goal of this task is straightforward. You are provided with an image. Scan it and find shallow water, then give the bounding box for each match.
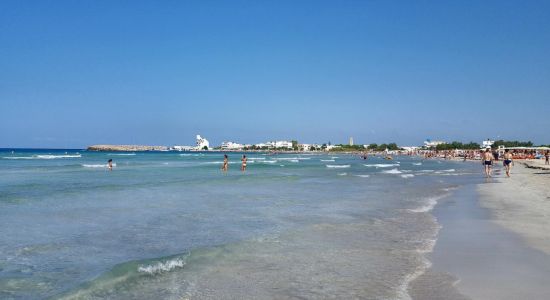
[0,150,478,299]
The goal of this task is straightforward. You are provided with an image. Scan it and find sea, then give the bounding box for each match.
[0,149,479,299]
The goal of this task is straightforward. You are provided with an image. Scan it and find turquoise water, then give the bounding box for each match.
[0,149,479,299]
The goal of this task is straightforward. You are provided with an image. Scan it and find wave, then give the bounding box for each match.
[247,157,265,160]
[3,154,82,160]
[337,172,347,176]
[260,160,277,164]
[138,256,186,275]
[109,153,136,156]
[364,163,400,168]
[320,159,335,162]
[58,254,189,299]
[354,174,370,178]
[408,192,451,213]
[82,163,117,168]
[382,168,402,174]
[289,159,299,163]
[412,162,422,166]
[326,164,350,168]
[401,174,415,178]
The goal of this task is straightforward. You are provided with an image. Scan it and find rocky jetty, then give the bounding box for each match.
[87,145,168,152]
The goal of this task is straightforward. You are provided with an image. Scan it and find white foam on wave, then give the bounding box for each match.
[326,164,350,168]
[337,172,347,176]
[247,157,265,160]
[320,159,335,162]
[289,159,299,163]
[275,157,299,161]
[401,174,415,178]
[408,193,450,213]
[260,160,277,164]
[82,163,117,168]
[331,157,339,159]
[354,174,370,178]
[110,153,136,156]
[138,257,186,275]
[412,162,422,166]
[382,168,402,174]
[363,163,400,168]
[4,154,82,160]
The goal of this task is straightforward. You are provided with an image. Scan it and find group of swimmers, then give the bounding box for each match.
[221,154,247,172]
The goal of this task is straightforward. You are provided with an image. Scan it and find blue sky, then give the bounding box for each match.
[1,0,549,148]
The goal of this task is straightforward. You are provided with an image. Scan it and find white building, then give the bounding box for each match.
[266,141,293,149]
[196,135,210,150]
[171,145,194,151]
[424,139,445,148]
[401,146,420,153]
[325,144,340,151]
[220,141,244,150]
[482,139,494,149]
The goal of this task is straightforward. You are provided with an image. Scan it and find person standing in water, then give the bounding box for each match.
[482,148,494,177]
[108,159,113,171]
[221,154,228,172]
[545,150,549,165]
[503,149,514,177]
[241,154,247,172]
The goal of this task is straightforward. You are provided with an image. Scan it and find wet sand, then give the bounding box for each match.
[410,164,550,299]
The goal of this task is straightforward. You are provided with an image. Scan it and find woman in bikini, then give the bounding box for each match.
[221,154,228,172]
[241,155,247,172]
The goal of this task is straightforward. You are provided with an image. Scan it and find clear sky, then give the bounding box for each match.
[1,0,549,148]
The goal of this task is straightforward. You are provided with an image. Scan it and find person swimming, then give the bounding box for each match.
[241,155,247,172]
[222,154,228,172]
[108,159,113,171]
[503,149,513,177]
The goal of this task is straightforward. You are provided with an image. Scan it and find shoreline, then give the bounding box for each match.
[410,162,550,299]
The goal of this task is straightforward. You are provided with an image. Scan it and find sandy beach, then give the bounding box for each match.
[410,160,550,300]
[478,161,550,255]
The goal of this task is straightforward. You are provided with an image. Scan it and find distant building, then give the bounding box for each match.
[325,144,340,151]
[424,139,445,148]
[220,141,244,150]
[266,141,293,149]
[196,135,209,150]
[170,145,194,151]
[401,146,420,152]
[349,137,354,146]
[482,139,494,149]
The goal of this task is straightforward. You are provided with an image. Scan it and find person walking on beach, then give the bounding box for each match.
[545,151,549,165]
[503,149,514,177]
[222,154,228,172]
[108,159,113,171]
[241,155,247,172]
[482,148,494,177]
